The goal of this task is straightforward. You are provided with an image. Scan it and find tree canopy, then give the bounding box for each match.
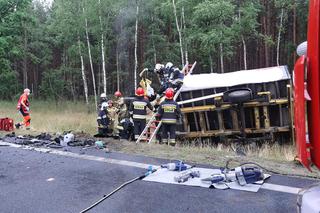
[0,0,309,103]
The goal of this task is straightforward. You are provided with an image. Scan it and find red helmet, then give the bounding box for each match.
[114,91,122,97]
[165,88,174,99]
[135,87,144,97]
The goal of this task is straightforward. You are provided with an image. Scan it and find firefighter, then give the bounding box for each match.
[113,91,128,121]
[142,63,171,97]
[15,88,31,130]
[106,100,120,138]
[142,64,166,85]
[165,62,184,91]
[97,102,110,136]
[168,66,184,91]
[98,93,108,111]
[158,88,181,146]
[129,87,153,140]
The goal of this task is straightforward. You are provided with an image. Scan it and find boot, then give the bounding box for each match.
[15,123,21,129]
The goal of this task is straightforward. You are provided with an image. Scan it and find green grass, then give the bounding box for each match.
[1,100,319,178]
[0,101,98,135]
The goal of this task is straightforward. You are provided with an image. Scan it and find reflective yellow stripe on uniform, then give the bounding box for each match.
[133,101,147,110]
[169,139,176,144]
[162,104,176,113]
[133,115,147,119]
[162,119,177,124]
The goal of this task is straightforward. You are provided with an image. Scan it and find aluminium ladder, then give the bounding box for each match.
[136,62,197,144]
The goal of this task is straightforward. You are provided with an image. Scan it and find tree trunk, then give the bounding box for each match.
[98,0,107,94]
[83,7,97,110]
[220,43,224,73]
[264,1,270,67]
[242,36,247,70]
[182,6,188,65]
[293,3,297,63]
[172,0,184,67]
[116,47,120,92]
[276,8,284,66]
[209,54,214,73]
[23,25,28,88]
[151,15,157,64]
[134,1,139,89]
[78,36,89,106]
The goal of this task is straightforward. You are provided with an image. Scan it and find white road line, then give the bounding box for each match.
[0,141,155,169]
[261,183,301,194]
[0,141,304,194]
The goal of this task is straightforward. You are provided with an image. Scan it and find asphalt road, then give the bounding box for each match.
[0,144,318,213]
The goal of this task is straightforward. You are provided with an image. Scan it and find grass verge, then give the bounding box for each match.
[1,101,319,179]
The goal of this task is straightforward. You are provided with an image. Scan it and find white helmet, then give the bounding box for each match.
[165,62,173,70]
[100,93,107,98]
[24,88,30,95]
[155,63,164,71]
[101,102,108,110]
[297,41,307,56]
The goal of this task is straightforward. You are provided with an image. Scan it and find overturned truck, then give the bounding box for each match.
[176,66,292,143]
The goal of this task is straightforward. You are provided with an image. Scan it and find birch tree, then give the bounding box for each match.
[274,0,291,66]
[83,6,97,110]
[182,6,188,65]
[78,36,89,106]
[98,0,107,94]
[234,1,260,70]
[172,0,184,67]
[192,0,235,73]
[134,0,139,89]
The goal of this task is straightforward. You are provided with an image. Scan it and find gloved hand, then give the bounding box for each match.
[143,68,148,72]
[26,107,30,112]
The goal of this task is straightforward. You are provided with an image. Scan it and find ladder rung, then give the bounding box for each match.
[136,62,197,144]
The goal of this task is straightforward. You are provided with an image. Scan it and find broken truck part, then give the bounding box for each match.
[176,66,291,142]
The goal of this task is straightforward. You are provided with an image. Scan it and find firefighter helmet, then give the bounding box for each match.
[114,91,122,97]
[135,87,144,97]
[24,88,30,95]
[155,63,164,71]
[165,62,173,70]
[165,88,174,99]
[100,93,107,98]
[101,102,108,110]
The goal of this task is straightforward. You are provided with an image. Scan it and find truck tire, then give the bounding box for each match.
[227,89,252,103]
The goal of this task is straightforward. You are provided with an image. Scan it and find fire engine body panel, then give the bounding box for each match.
[294,0,320,170]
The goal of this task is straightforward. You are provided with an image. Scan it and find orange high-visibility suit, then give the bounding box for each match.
[16,93,31,128]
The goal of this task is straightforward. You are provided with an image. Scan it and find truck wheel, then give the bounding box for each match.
[227,89,252,103]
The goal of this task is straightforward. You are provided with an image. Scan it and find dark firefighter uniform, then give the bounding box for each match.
[169,68,184,91]
[97,107,110,136]
[129,96,153,140]
[158,99,181,146]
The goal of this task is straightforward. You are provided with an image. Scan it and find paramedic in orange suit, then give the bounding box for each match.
[15,88,31,130]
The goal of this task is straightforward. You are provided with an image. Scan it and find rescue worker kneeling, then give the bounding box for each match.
[106,100,120,139]
[97,102,110,137]
[129,87,153,140]
[157,88,181,146]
